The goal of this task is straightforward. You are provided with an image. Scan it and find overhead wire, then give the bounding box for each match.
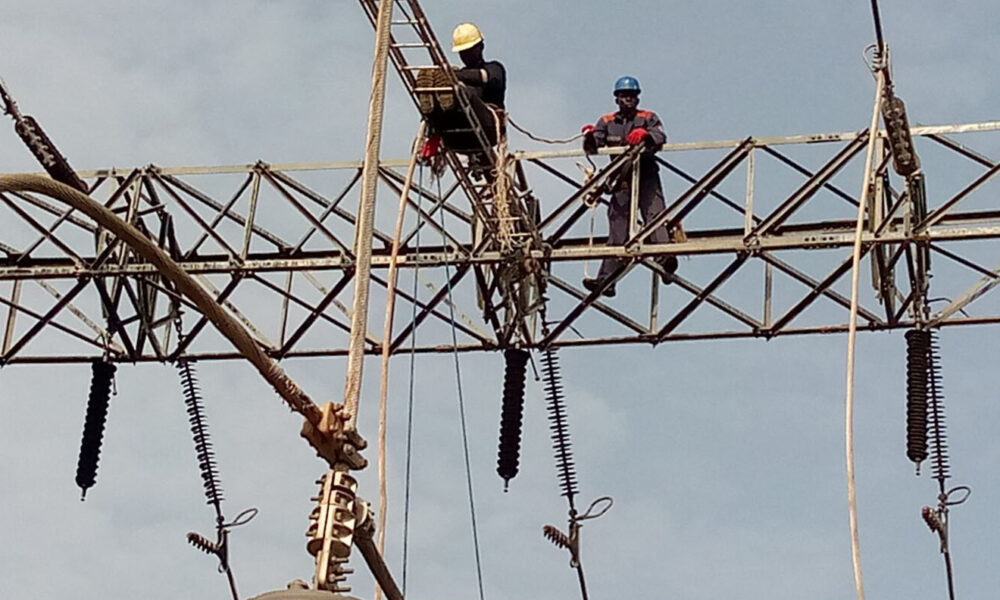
[437,173,486,600]
[401,160,426,595]
[506,115,586,145]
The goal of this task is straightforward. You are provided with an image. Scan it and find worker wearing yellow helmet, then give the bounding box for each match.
[416,22,507,156]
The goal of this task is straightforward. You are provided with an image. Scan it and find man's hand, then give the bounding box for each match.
[626,128,650,145]
[581,124,597,154]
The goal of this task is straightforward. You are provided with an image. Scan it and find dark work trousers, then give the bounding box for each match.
[596,174,671,280]
[427,85,502,153]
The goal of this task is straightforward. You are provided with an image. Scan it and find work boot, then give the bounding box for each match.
[415,69,437,115]
[434,68,455,111]
[582,277,616,297]
[658,255,679,284]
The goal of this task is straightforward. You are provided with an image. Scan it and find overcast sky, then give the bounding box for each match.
[2,2,1000,600]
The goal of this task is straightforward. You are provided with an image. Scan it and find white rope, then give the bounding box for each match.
[844,66,886,600]
[374,122,426,600]
[344,0,394,430]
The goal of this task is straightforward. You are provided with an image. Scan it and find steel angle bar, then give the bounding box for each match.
[628,139,753,248]
[2,280,20,354]
[527,157,587,190]
[379,167,468,222]
[926,247,1000,327]
[92,277,138,360]
[1,277,91,363]
[257,170,355,257]
[3,190,94,232]
[655,156,756,222]
[369,271,492,348]
[378,171,466,250]
[169,275,246,359]
[541,259,633,346]
[473,266,504,337]
[767,250,871,334]
[292,169,363,253]
[546,274,648,335]
[250,273,359,340]
[748,134,868,239]
[13,196,89,263]
[301,271,354,320]
[196,274,275,348]
[655,254,748,341]
[117,276,167,361]
[2,193,86,265]
[759,145,859,207]
[927,133,997,168]
[0,282,117,361]
[180,171,256,255]
[153,170,289,254]
[265,167,395,248]
[760,252,883,324]
[540,146,641,235]
[916,161,1000,232]
[660,263,762,330]
[389,264,475,351]
[146,171,242,260]
[33,279,121,352]
[397,182,469,250]
[278,273,355,357]
[931,243,1000,281]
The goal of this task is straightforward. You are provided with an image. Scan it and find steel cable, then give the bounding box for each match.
[438,175,486,600]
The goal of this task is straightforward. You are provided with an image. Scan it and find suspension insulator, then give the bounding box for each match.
[177,359,224,510]
[926,331,950,483]
[905,329,930,471]
[881,94,921,177]
[497,349,529,490]
[75,359,116,500]
[540,347,578,502]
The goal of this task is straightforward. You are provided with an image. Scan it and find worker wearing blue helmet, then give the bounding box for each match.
[580,76,677,296]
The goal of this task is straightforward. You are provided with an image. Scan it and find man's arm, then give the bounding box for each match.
[644,111,667,146]
[591,116,610,148]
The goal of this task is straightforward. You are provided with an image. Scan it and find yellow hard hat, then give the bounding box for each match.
[452,22,484,52]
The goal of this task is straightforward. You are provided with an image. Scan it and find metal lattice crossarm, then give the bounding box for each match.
[4,121,1000,363]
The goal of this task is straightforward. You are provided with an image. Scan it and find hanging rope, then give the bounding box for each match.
[844,64,887,600]
[437,175,486,600]
[374,123,426,600]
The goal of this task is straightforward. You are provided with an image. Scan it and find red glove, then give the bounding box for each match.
[626,128,649,145]
[581,124,595,135]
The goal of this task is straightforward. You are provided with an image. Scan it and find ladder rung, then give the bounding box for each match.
[392,20,419,25]
[403,65,444,71]
[413,86,454,93]
[392,42,431,48]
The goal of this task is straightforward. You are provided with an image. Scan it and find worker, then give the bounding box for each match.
[580,76,677,297]
[417,22,506,157]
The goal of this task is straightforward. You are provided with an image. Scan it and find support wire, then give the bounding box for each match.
[438,175,486,600]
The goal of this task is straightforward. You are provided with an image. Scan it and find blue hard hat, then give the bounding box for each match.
[613,76,641,95]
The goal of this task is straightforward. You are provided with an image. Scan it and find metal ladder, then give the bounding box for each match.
[356,0,545,345]
[356,0,535,245]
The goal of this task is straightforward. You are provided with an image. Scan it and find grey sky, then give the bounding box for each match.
[2,2,999,599]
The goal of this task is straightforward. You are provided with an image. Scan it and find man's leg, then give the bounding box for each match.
[596,190,630,280]
[639,177,678,281]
